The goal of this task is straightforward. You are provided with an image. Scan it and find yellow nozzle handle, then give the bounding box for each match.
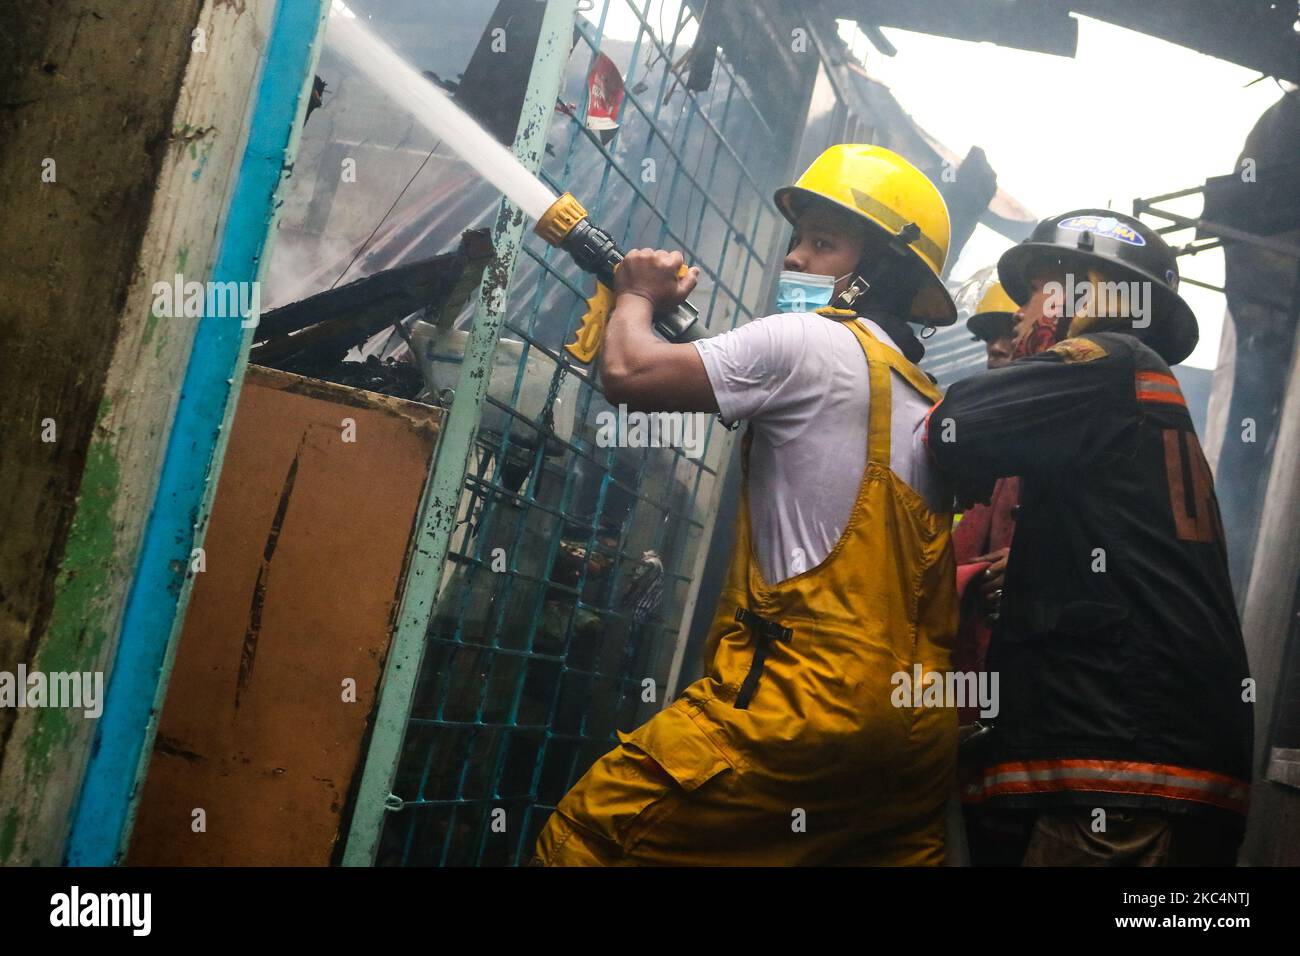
[563,264,691,363]
[566,282,615,363]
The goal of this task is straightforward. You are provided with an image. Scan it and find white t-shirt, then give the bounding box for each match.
[694,312,944,585]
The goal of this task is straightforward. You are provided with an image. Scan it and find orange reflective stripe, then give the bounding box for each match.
[1136,371,1187,407]
[968,758,1249,814]
[1138,391,1187,406]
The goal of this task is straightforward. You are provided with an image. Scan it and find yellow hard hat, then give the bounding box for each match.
[967,281,1018,341]
[975,282,1017,316]
[774,144,956,324]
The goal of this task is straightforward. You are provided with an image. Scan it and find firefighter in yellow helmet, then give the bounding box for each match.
[532,145,961,865]
[967,281,1020,370]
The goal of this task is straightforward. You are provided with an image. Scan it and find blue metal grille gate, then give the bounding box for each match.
[352,0,805,866]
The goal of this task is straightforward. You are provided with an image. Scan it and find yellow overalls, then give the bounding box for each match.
[533,318,958,865]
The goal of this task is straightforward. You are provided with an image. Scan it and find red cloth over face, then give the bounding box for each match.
[1010,313,1061,360]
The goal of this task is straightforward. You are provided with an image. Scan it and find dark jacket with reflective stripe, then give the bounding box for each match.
[927,331,1253,826]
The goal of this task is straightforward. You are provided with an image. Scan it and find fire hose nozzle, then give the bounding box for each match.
[534,193,704,359]
[534,192,589,247]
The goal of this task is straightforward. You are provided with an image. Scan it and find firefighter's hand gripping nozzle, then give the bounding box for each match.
[534,192,704,363]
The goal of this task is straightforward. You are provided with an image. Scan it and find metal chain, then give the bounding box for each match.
[540,360,568,435]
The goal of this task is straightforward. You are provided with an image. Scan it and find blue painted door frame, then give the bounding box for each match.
[65,0,330,866]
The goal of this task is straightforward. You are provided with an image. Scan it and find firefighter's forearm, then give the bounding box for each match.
[599,293,718,413]
[927,354,1126,479]
[601,293,658,398]
[926,391,1032,482]
[927,397,991,473]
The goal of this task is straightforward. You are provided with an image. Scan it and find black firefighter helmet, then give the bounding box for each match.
[997,209,1198,365]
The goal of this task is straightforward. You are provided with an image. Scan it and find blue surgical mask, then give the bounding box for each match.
[775,270,837,313]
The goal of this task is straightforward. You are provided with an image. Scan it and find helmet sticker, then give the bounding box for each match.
[1059,214,1147,247]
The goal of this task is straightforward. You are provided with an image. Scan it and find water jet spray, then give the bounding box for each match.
[327,7,704,364]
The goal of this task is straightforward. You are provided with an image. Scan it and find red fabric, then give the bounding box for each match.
[920,399,941,463]
[952,477,1020,724]
[951,307,1045,685]
[955,561,990,599]
[1011,313,1062,360]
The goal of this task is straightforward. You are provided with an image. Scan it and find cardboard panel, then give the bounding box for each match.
[128,367,440,866]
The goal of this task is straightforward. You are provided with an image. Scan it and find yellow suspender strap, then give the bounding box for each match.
[842,319,944,467]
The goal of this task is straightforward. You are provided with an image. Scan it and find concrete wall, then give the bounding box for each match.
[0,0,276,865]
